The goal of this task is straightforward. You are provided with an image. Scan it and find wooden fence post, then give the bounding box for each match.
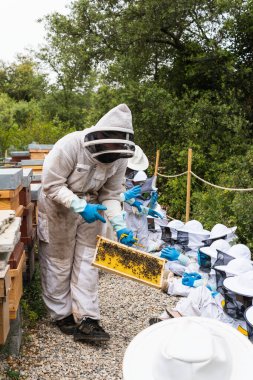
[154,150,160,177]
[154,150,160,187]
[185,148,192,222]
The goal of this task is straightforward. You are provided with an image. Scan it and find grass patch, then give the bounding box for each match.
[21,258,47,328]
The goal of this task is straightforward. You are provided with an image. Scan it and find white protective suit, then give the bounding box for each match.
[38,104,133,323]
[174,286,247,333]
[124,176,157,250]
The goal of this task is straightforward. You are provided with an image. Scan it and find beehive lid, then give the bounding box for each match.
[0,168,23,189]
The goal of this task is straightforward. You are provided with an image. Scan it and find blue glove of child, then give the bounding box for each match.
[149,191,158,209]
[182,272,203,287]
[148,209,163,219]
[182,276,196,287]
[183,272,202,280]
[123,186,142,201]
[132,200,143,212]
[160,247,180,261]
[79,204,107,223]
[116,228,136,247]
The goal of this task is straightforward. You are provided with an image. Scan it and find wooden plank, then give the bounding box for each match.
[15,205,24,217]
[92,236,166,289]
[0,266,11,344]
[19,187,32,206]
[30,152,47,160]
[0,185,23,199]
[0,265,11,297]
[8,242,24,270]
[0,194,20,211]
[0,292,10,344]
[9,252,26,319]
[29,149,50,153]
[21,165,43,171]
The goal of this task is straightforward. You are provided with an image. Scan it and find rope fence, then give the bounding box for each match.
[157,170,253,192]
[155,148,253,222]
[157,171,187,178]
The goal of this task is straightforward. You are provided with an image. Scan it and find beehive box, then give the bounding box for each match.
[21,160,43,173]
[28,143,53,160]
[92,236,166,288]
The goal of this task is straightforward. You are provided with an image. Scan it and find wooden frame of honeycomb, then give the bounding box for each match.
[92,236,166,288]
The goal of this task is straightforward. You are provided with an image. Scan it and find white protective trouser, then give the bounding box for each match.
[38,193,105,323]
[125,212,148,250]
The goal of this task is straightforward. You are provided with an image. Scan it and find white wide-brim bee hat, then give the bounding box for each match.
[123,317,253,380]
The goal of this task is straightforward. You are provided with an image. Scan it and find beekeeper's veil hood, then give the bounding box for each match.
[84,104,135,163]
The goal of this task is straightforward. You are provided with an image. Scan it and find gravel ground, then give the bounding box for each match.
[0,271,178,380]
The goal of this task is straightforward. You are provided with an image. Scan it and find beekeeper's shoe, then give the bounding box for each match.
[74,318,110,342]
[56,314,77,335]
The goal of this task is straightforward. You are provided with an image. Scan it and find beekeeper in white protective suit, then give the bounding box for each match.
[38,104,137,343]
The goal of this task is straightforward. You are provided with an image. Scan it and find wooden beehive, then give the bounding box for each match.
[92,236,166,288]
[0,185,23,211]
[29,149,49,160]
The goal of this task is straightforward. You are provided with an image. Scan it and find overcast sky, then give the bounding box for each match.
[0,0,71,63]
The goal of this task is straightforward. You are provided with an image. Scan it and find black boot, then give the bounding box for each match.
[56,314,77,335]
[74,318,110,342]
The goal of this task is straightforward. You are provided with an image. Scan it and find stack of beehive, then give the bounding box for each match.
[0,196,25,345]
[20,169,37,283]
[10,151,30,164]
[24,143,53,184]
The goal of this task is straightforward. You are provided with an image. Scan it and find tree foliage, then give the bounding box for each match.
[0,0,252,247]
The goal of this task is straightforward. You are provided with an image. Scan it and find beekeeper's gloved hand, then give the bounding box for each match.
[149,191,158,209]
[79,204,107,223]
[122,185,142,202]
[132,200,142,212]
[110,213,135,247]
[161,247,190,266]
[147,208,163,219]
[116,228,136,247]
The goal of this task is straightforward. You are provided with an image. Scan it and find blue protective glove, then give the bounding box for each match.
[182,272,203,287]
[183,272,202,280]
[149,191,158,209]
[132,200,143,212]
[182,276,195,287]
[116,228,136,247]
[123,185,142,201]
[147,209,163,219]
[160,247,180,261]
[79,204,107,223]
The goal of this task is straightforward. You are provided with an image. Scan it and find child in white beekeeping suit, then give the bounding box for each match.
[121,146,163,250]
[150,244,253,336]
[123,317,253,380]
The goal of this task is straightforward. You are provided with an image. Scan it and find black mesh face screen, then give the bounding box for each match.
[84,129,135,159]
[223,288,251,319]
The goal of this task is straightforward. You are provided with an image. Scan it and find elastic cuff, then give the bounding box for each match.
[70,196,87,213]
[140,205,149,215]
[193,279,204,288]
[110,212,127,232]
[120,193,126,202]
[178,254,190,266]
[126,198,135,205]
